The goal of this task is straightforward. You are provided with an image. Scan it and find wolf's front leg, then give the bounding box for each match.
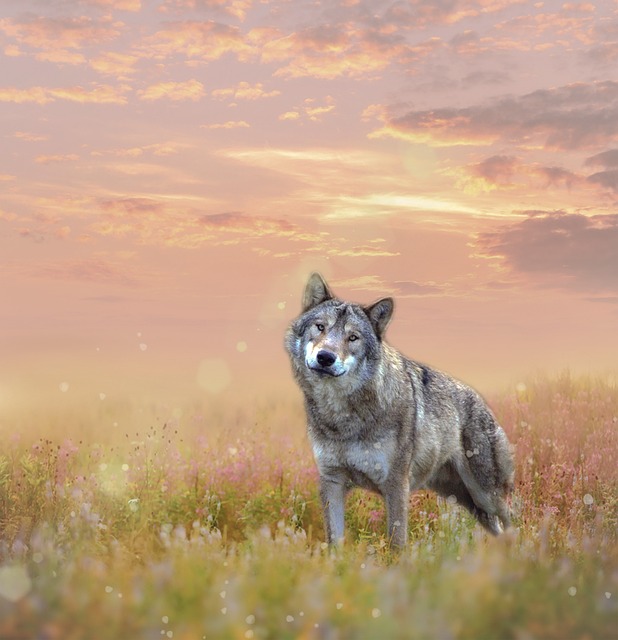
[319,474,347,545]
[384,478,409,548]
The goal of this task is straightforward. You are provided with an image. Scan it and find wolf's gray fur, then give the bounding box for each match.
[285,273,514,547]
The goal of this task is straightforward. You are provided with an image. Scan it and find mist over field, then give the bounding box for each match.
[0,373,616,638]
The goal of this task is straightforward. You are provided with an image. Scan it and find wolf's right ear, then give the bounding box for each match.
[302,272,333,311]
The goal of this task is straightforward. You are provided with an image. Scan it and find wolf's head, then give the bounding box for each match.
[285,273,394,386]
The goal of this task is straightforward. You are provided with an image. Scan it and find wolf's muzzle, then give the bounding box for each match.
[316,350,337,367]
[308,349,343,377]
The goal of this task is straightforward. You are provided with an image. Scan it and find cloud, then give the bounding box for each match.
[332,275,395,294]
[158,0,252,21]
[336,245,400,257]
[331,275,447,297]
[380,0,527,28]
[476,211,618,293]
[89,52,139,77]
[198,211,295,236]
[323,193,479,220]
[30,259,139,287]
[586,42,618,65]
[142,20,251,61]
[371,81,618,150]
[469,155,519,186]
[35,154,80,164]
[93,198,299,248]
[0,86,53,104]
[201,120,250,129]
[586,170,618,193]
[138,79,205,101]
[49,84,131,104]
[91,142,187,157]
[0,15,120,54]
[82,0,142,10]
[35,50,86,65]
[394,280,448,297]
[583,150,618,193]
[211,81,279,101]
[262,23,407,79]
[278,97,336,123]
[0,83,129,105]
[459,155,582,193]
[14,131,48,142]
[584,149,618,168]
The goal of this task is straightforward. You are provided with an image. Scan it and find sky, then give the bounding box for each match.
[1,0,617,406]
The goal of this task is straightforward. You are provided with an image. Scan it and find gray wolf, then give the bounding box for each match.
[285,273,514,547]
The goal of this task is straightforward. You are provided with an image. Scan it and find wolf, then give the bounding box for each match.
[285,273,514,548]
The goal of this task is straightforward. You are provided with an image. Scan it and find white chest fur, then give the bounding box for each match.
[312,437,396,487]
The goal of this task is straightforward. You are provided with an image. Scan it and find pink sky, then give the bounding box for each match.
[1,0,617,405]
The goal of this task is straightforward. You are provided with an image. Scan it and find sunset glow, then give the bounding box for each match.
[1,0,617,401]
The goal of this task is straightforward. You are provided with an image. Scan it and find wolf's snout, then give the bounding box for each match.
[316,350,337,368]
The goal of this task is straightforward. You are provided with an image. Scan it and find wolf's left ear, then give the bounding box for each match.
[302,272,333,311]
[364,298,394,338]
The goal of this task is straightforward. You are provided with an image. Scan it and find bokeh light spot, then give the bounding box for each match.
[197,358,231,394]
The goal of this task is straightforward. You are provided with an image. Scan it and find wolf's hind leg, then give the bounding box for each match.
[427,465,503,533]
[426,462,477,514]
[453,457,511,534]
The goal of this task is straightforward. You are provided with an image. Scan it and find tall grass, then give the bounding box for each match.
[0,374,616,639]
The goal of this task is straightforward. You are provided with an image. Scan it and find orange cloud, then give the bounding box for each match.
[142,21,252,62]
[262,25,401,79]
[336,245,400,257]
[211,81,279,101]
[201,121,250,129]
[278,97,335,123]
[35,50,86,65]
[35,154,80,164]
[14,131,48,142]
[92,142,187,157]
[90,52,139,77]
[0,15,120,51]
[138,79,205,101]
[92,198,300,249]
[0,86,53,104]
[84,0,142,11]
[48,84,130,104]
[458,155,584,195]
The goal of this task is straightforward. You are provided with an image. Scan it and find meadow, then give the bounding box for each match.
[0,373,616,639]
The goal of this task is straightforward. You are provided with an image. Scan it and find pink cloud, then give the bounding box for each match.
[211,81,279,101]
[372,81,618,150]
[476,211,618,293]
[142,20,251,61]
[0,15,120,51]
[138,79,205,101]
[158,0,252,21]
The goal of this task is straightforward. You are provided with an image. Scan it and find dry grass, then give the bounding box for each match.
[0,373,616,639]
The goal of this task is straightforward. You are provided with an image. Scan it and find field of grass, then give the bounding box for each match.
[0,373,616,639]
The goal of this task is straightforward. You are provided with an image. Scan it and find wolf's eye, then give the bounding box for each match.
[316,323,325,332]
[349,334,359,342]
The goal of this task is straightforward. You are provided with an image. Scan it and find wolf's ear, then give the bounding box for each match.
[364,298,394,338]
[302,272,333,311]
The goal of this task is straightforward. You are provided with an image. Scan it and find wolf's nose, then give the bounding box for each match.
[316,350,337,367]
